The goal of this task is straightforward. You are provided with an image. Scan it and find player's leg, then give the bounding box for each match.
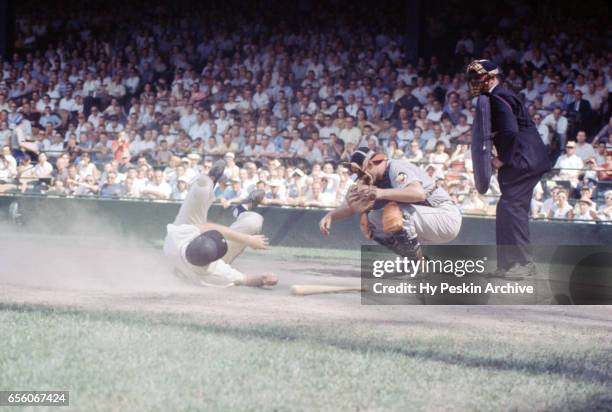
[496,176,540,273]
[408,202,462,244]
[366,202,461,258]
[222,211,263,264]
[367,206,422,258]
[173,173,214,226]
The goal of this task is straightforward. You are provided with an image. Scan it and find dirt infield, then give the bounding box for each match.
[2,231,612,410]
[1,231,611,332]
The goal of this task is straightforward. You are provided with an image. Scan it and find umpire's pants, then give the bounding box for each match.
[496,173,542,270]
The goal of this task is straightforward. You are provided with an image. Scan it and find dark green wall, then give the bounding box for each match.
[0,195,610,248]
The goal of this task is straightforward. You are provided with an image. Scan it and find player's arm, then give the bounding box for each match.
[319,201,355,236]
[375,181,427,203]
[197,222,268,249]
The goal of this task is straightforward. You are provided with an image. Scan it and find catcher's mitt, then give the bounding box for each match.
[345,181,377,214]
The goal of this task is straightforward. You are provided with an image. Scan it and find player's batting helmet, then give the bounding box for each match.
[185,230,228,266]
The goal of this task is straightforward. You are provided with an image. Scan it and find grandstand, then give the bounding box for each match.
[0,0,610,223]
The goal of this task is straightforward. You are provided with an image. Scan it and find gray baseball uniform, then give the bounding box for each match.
[366,159,462,244]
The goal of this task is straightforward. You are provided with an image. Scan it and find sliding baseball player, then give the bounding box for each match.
[319,147,462,257]
[163,160,277,287]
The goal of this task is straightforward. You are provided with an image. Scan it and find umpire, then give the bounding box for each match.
[467,60,551,278]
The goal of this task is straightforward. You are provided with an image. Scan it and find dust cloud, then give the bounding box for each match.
[0,209,187,294]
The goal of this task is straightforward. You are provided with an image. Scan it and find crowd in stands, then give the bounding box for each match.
[0,1,611,222]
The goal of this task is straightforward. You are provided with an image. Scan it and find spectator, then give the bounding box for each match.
[222,152,240,180]
[574,131,596,161]
[0,1,608,219]
[302,181,336,208]
[339,116,361,147]
[597,191,612,221]
[553,141,584,184]
[263,180,287,205]
[99,172,126,198]
[172,178,189,201]
[574,198,598,221]
[533,113,550,146]
[543,107,568,149]
[73,175,99,196]
[34,152,53,178]
[461,189,488,215]
[38,107,61,129]
[405,140,424,163]
[140,170,172,200]
[566,90,593,136]
[548,189,573,220]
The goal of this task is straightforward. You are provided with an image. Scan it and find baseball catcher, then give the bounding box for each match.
[467,59,551,278]
[319,147,462,258]
[163,160,277,288]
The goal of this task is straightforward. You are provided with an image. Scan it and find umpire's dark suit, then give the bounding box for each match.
[489,85,551,269]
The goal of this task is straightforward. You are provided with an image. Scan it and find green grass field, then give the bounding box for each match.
[1,303,612,411]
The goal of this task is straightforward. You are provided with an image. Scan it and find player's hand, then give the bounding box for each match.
[261,273,278,286]
[247,234,269,250]
[319,214,332,236]
[491,157,503,169]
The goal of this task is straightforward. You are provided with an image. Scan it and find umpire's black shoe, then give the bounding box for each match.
[488,262,536,281]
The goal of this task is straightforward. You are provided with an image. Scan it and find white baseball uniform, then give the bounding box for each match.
[163,173,263,286]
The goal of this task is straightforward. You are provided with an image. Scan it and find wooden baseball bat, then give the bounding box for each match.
[290,284,365,296]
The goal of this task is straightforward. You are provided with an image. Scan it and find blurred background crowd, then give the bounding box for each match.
[0,0,611,221]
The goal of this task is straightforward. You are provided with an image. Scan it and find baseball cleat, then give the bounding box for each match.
[245,189,265,209]
[374,232,423,260]
[487,262,536,280]
[208,159,226,184]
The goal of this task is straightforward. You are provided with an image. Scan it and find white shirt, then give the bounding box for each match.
[339,127,362,146]
[180,113,197,132]
[536,123,550,145]
[319,125,340,141]
[34,162,53,178]
[145,181,172,199]
[215,118,231,134]
[59,97,77,112]
[426,110,443,123]
[552,203,572,219]
[543,114,568,137]
[88,113,103,128]
[188,121,211,140]
[554,154,583,178]
[252,92,269,110]
[397,129,414,146]
[575,143,596,161]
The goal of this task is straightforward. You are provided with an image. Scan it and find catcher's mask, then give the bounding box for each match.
[346,147,387,180]
[466,59,499,97]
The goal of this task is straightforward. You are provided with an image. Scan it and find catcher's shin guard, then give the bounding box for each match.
[374,231,423,260]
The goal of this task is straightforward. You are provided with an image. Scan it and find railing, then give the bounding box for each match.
[0,191,609,224]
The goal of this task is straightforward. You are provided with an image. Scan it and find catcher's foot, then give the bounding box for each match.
[374,232,423,260]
